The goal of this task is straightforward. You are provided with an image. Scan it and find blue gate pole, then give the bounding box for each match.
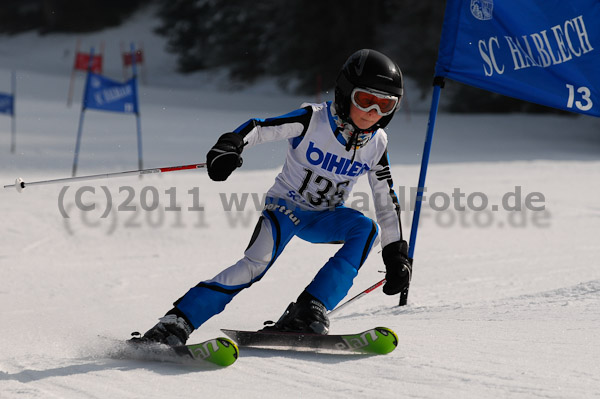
[10,70,16,154]
[72,109,87,177]
[400,77,445,306]
[72,47,94,177]
[130,43,143,171]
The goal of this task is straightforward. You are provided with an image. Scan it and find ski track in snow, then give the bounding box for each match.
[1,7,600,399]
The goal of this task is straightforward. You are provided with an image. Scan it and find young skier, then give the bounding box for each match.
[132,49,412,346]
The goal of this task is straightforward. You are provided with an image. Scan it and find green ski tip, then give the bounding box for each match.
[186,337,239,367]
[342,327,398,355]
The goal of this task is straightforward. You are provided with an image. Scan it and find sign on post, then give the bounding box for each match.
[72,45,142,177]
[435,0,599,116]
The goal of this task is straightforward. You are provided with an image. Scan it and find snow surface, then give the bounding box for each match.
[1,7,600,399]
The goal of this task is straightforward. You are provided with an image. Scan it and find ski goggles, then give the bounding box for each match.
[351,87,400,116]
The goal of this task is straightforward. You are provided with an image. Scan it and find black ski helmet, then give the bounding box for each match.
[334,49,403,130]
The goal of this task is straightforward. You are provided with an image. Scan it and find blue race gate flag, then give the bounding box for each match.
[435,0,600,117]
[83,73,138,114]
[0,93,14,115]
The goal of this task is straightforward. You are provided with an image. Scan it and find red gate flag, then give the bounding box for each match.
[123,50,144,66]
[74,52,103,74]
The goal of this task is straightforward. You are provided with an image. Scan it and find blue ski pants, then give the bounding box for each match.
[174,197,379,329]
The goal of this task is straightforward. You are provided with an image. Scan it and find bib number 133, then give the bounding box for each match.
[298,168,349,207]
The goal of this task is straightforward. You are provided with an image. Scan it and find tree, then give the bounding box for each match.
[154,0,566,114]
[379,0,445,98]
[0,0,144,34]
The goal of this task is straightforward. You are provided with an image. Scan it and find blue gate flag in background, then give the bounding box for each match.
[83,73,138,114]
[0,93,14,115]
[435,0,599,117]
[73,45,143,177]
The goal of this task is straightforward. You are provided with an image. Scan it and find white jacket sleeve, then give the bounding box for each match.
[368,148,403,248]
[232,106,313,148]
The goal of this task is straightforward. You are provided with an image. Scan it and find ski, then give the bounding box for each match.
[221,327,398,355]
[122,336,239,367]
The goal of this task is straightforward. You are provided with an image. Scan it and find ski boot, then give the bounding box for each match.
[130,314,193,347]
[263,291,329,335]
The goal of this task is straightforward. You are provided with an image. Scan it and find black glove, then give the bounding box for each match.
[382,240,412,296]
[206,132,244,181]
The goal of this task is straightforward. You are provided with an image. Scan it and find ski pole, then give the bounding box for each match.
[3,162,206,193]
[328,278,385,317]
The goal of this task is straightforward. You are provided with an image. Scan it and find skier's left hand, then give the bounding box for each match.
[381,240,412,295]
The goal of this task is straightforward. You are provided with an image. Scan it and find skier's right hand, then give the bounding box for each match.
[206,132,244,181]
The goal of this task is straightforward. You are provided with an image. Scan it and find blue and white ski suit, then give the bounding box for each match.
[175,101,403,328]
